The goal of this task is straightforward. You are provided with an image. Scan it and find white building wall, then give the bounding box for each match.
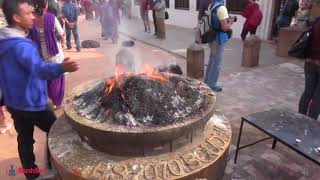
[130,0,274,40]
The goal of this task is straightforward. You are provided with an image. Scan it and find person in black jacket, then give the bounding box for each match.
[299,17,320,120]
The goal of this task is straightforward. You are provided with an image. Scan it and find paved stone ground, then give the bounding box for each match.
[0,15,319,180]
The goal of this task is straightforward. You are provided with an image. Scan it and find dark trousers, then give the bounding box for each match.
[7,107,56,179]
[152,10,157,34]
[299,62,320,120]
[66,24,81,49]
[241,26,257,41]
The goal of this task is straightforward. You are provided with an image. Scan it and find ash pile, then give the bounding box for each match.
[73,74,209,127]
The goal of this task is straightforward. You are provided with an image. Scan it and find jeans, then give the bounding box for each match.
[66,24,81,49]
[299,62,320,120]
[204,41,225,89]
[7,107,56,179]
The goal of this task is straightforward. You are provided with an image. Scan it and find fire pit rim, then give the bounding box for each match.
[64,76,216,134]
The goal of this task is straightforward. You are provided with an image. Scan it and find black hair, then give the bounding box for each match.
[2,0,30,26]
[33,0,48,16]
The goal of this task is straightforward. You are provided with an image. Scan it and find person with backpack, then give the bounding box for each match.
[299,17,320,120]
[241,0,263,41]
[204,0,235,92]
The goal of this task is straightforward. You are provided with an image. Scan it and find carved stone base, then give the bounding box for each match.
[49,112,232,180]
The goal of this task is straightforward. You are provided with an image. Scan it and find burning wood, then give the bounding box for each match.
[73,64,208,127]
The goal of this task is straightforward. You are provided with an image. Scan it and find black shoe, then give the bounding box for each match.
[26,173,40,180]
[76,48,81,52]
[67,47,72,50]
[211,86,222,92]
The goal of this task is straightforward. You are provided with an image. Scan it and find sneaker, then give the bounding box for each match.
[211,86,222,92]
[0,123,12,134]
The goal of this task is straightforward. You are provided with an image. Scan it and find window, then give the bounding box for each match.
[166,0,170,8]
[175,0,189,10]
[226,0,248,14]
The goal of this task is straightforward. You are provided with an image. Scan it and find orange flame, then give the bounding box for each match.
[105,63,167,94]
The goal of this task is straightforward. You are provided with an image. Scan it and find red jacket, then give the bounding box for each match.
[242,2,263,29]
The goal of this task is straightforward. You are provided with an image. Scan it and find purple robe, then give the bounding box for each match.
[28,12,65,106]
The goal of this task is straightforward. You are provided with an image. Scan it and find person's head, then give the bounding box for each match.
[33,0,48,16]
[2,0,34,29]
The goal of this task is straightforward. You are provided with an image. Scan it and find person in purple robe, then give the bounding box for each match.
[29,0,66,108]
[101,0,120,43]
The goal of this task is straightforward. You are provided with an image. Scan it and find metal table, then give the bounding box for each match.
[234,109,320,166]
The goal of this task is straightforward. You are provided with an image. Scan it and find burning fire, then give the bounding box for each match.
[105,64,167,94]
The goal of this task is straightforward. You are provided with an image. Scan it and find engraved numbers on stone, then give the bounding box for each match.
[144,164,157,180]
[207,136,225,150]
[167,160,183,176]
[155,161,170,179]
[194,147,216,163]
[180,153,203,172]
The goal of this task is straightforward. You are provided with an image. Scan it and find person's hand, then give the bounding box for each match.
[62,58,79,73]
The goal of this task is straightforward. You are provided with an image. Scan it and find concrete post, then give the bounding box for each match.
[187,43,205,79]
[242,35,261,67]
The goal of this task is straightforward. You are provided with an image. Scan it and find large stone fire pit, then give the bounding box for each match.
[48,73,232,180]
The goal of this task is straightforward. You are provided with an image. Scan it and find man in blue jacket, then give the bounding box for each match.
[0,0,79,179]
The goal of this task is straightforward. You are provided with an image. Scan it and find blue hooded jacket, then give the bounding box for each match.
[0,27,64,111]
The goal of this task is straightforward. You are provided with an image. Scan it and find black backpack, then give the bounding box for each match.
[195,2,222,44]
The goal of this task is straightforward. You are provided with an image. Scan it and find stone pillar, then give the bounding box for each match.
[187,43,204,79]
[156,17,166,39]
[242,35,261,67]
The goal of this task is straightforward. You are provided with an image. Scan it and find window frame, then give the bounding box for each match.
[174,0,190,11]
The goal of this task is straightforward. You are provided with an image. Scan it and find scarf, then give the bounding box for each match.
[29,12,59,56]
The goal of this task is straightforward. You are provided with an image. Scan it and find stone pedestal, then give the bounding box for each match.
[187,44,205,79]
[156,17,166,39]
[276,26,309,57]
[242,35,261,68]
[49,112,231,180]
